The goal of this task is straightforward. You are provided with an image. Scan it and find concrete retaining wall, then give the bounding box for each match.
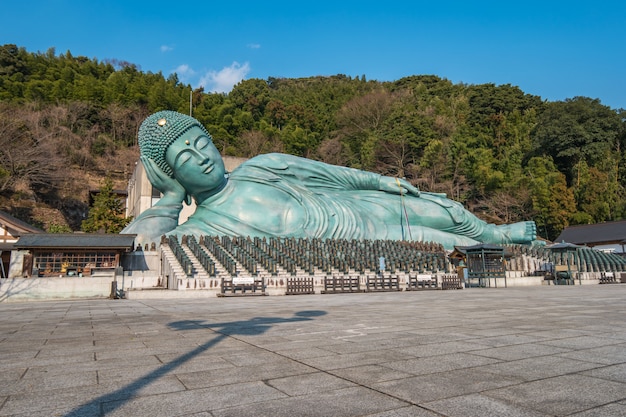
[0,277,116,302]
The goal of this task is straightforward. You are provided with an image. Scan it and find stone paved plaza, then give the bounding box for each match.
[1,285,625,417]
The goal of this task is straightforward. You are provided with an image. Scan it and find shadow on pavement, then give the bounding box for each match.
[64,309,327,417]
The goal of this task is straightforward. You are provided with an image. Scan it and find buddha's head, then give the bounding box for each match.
[138,111,226,197]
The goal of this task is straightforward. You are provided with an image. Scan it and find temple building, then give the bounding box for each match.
[0,210,43,278]
[555,220,626,255]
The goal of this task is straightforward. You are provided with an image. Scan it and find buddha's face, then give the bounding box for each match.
[165,126,226,196]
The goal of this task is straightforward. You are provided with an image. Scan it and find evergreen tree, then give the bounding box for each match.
[81,177,131,233]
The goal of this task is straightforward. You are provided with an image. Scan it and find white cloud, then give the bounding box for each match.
[199,62,251,93]
[175,64,194,76]
[160,45,174,53]
[174,64,196,84]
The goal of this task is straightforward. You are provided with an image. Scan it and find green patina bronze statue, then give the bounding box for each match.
[122,111,537,250]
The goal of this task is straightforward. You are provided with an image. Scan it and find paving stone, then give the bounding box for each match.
[0,370,96,396]
[0,368,25,385]
[464,333,553,347]
[102,381,287,417]
[272,345,338,359]
[267,371,356,395]
[0,383,125,416]
[13,352,97,368]
[372,367,524,404]
[557,344,626,365]
[568,402,626,416]
[329,364,415,385]
[538,335,624,350]
[470,342,572,361]
[298,348,409,371]
[319,334,421,354]
[209,386,410,417]
[581,363,626,383]
[403,331,476,344]
[365,405,442,416]
[8,402,102,417]
[485,374,626,415]
[480,355,602,381]
[399,340,492,357]
[383,352,501,375]
[22,352,162,379]
[96,363,176,384]
[176,361,317,390]
[154,353,237,374]
[424,393,551,417]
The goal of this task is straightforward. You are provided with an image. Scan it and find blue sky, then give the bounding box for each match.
[3,1,625,109]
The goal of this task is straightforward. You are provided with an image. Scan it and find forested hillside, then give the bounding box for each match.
[1,44,624,240]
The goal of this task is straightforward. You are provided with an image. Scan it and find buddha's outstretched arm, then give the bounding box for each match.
[121,157,188,244]
[249,153,419,196]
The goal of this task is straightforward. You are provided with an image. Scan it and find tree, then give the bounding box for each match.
[572,160,623,223]
[335,89,396,169]
[229,78,270,120]
[532,97,622,184]
[526,156,576,240]
[465,83,542,128]
[81,177,131,233]
[48,223,72,233]
[0,103,62,192]
[237,129,283,157]
[417,139,446,191]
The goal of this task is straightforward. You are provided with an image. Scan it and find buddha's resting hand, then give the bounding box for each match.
[379,176,420,197]
[141,156,191,205]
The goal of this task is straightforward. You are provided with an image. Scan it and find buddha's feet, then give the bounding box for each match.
[495,221,537,243]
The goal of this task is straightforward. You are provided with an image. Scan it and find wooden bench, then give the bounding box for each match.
[406,274,439,291]
[219,276,266,296]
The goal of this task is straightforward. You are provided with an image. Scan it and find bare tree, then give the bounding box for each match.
[336,89,395,135]
[0,104,63,192]
[377,134,414,178]
[474,189,533,224]
[105,103,147,146]
[335,89,399,169]
[238,130,283,158]
[317,137,349,166]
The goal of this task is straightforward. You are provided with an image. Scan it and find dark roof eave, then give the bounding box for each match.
[14,234,137,250]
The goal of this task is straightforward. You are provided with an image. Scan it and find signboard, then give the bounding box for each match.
[233,277,255,285]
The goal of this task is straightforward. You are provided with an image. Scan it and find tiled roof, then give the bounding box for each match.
[0,242,15,251]
[15,233,136,250]
[554,220,626,245]
[0,211,43,236]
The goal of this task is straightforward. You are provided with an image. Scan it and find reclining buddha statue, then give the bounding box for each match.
[122,111,537,250]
